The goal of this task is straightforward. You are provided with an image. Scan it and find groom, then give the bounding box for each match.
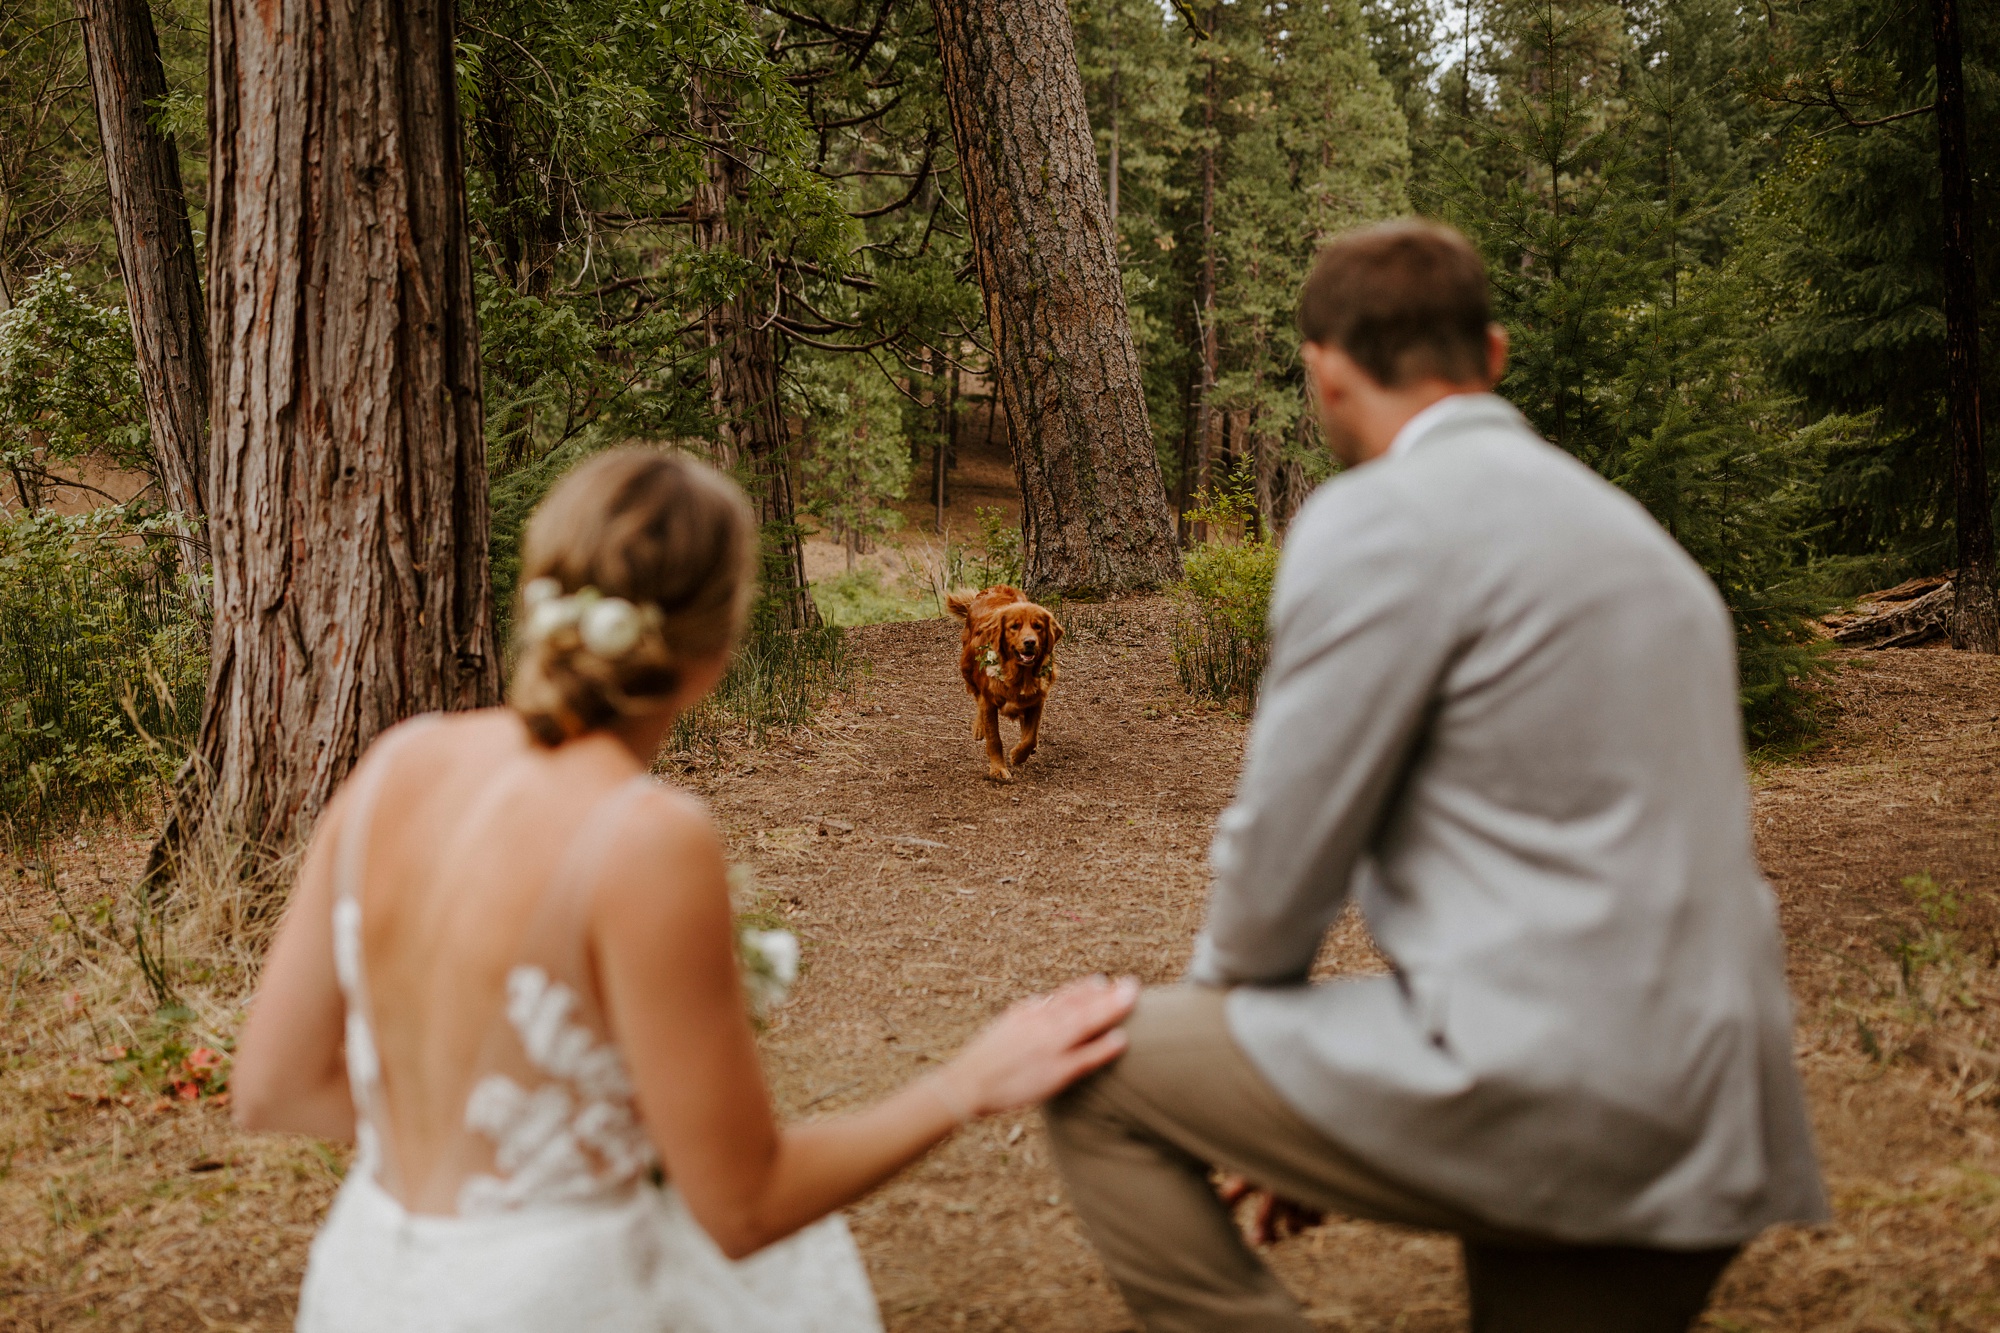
[1044,220,1828,1332]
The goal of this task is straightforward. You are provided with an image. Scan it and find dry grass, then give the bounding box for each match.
[5,604,2000,1330]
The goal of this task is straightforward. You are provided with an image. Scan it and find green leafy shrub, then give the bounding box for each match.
[969,506,1024,587]
[0,268,153,497]
[0,506,206,838]
[1170,470,1279,705]
[1171,540,1280,705]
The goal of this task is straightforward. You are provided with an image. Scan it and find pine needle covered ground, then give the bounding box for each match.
[4,616,2000,1331]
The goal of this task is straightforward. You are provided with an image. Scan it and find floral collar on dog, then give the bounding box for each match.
[982,644,1055,680]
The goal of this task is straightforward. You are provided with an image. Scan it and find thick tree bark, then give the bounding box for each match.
[693,84,818,631]
[75,0,209,547]
[1929,0,1997,652]
[931,0,1181,595]
[160,0,499,869]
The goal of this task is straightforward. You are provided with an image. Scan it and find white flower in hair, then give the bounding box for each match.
[579,596,646,658]
[520,579,653,661]
[523,580,584,642]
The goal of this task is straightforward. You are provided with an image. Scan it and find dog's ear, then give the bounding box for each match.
[994,610,1015,660]
[1045,611,1064,649]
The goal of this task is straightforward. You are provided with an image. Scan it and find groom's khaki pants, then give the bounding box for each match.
[1043,987,1737,1333]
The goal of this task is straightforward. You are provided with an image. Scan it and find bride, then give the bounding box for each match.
[231,448,1138,1331]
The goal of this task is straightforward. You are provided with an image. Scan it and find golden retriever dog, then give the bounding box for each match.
[945,584,1063,782]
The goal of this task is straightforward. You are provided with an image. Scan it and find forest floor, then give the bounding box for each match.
[7,578,2000,1328]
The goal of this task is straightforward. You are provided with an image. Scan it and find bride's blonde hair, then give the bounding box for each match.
[508,448,756,746]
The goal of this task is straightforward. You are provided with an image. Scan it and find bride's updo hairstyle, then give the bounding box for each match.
[508,448,756,746]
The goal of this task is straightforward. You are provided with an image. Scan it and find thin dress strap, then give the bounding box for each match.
[330,717,440,1188]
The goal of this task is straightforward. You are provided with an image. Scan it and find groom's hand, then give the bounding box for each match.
[1215,1173,1325,1246]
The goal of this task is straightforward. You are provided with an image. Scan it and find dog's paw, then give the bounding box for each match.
[1008,746,1035,767]
[985,765,1014,784]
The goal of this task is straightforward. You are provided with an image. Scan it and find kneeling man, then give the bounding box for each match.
[1045,221,1827,1332]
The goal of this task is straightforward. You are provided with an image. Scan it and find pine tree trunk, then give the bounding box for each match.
[162,0,499,868]
[693,83,818,631]
[1929,0,1997,653]
[75,0,209,549]
[1188,30,1220,541]
[931,0,1181,595]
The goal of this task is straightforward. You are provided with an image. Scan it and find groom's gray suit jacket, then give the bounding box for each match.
[1189,393,1828,1247]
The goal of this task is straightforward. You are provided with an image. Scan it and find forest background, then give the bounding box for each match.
[1,0,1996,842]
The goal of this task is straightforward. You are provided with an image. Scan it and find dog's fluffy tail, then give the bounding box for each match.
[945,589,976,622]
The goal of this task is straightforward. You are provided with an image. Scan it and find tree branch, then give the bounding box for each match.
[847,130,936,219]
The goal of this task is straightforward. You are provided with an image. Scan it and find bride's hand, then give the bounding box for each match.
[930,975,1140,1120]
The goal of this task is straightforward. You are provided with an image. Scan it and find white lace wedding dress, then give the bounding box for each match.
[296,722,882,1332]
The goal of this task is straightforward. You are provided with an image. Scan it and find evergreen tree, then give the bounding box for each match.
[1743,0,1999,589]
[1075,0,1407,532]
[1425,0,1841,739]
[1212,0,1408,528]
[792,353,910,569]
[1072,0,1194,482]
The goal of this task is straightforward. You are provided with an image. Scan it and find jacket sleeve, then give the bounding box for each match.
[1186,481,1459,988]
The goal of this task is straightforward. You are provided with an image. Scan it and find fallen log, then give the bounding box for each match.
[1832,581,1955,648]
[1864,574,1953,603]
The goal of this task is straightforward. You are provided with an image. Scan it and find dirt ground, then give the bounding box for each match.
[5,609,2000,1331]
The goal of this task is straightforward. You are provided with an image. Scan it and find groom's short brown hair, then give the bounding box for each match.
[1298,221,1492,388]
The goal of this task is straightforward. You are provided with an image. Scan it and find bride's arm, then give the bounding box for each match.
[597,791,1136,1261]
[231,791,358,1140]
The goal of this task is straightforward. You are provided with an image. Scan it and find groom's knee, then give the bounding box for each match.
[1043,985,1230,1162]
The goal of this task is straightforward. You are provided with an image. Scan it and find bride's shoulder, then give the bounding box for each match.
[363,708,520,769]
[595,782,727,907]
[621,780,721,854]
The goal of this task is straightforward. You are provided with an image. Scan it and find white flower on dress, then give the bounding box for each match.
[458,966,656,1216]
[740,928,800,1017]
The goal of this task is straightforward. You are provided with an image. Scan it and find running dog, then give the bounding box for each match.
[945,585,1063,782]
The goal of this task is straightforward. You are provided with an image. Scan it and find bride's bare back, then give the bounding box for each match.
[337,710,662,1215]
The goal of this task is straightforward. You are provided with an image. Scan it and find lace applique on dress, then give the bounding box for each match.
[457,965,658,1216]
[331,895,386,1178]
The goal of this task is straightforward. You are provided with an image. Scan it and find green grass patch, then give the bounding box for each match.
[669,620,854,758]
[811,567,934,627]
